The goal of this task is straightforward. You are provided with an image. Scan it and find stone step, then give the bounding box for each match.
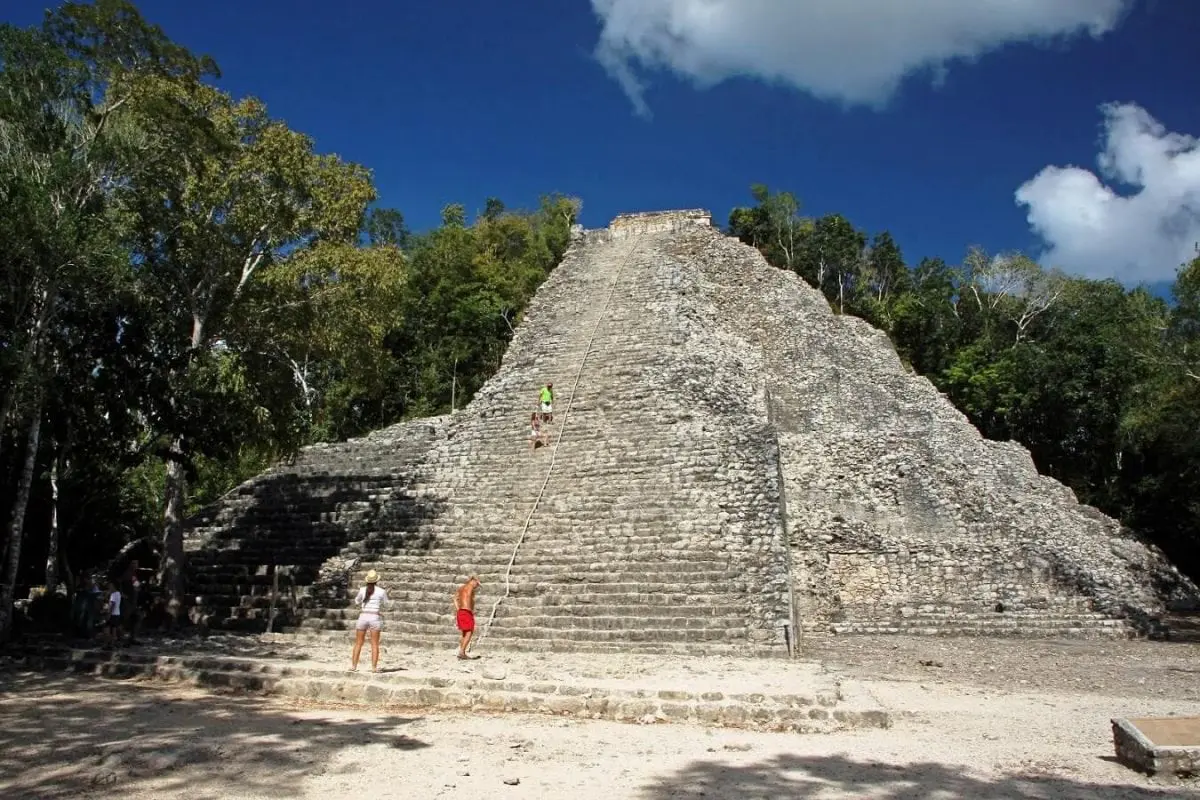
[198,589,758,617]
[189,547,352,562]
[359,551,745,567]
[832,612,1125,627]
[850,610,1111,622]
[298,610,750,632]
[829,619,1133,639]
[192,561,748,581]
[342,588,736,607]
[348,560,749,576]
[12,643,882,733]
[299,601,746,623]
[194,578,748,599]
[337,573,750,591]
[275,628,782,656]
[348,533,740,551]
[294,617,751,643]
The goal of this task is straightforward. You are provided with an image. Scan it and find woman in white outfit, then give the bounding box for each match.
[350,569,388,672]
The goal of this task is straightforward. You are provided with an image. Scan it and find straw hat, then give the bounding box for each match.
[364,569,379,584]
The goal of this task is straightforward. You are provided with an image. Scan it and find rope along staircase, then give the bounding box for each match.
[479,234,644,642]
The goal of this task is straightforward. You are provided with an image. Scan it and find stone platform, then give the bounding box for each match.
[4,634,890,734]
[1113,716,1200,777]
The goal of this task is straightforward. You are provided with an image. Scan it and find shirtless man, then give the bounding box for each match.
[454,576,482,659]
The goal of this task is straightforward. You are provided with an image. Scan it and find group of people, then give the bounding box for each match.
[349,571,482,672]
[72,560,145,646]
[528,382,554,450]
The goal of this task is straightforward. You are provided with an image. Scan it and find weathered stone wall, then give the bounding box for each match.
[664,225,1199,637]
[825,547,1091,614]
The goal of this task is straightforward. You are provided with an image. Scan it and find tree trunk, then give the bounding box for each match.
[0,280,56,465]
[0,407,44,642]
[45,445,61,594]
[158,310,206,624]
[159,442,188,623]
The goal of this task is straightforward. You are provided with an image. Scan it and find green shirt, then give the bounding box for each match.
[540,387,553,403]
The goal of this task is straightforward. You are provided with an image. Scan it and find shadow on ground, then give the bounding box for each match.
[637,753,1187,799]
[0,669,427,800]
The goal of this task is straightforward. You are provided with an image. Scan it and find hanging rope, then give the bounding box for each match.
[478,234,644,640]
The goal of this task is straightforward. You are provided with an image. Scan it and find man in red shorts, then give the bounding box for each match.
[454,576,481,659]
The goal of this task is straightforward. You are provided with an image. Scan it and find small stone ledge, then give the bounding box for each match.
[11,645,890,735]
[608,209,712,238]
[1112,717,1200,777]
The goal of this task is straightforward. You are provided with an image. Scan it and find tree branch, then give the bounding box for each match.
[232,223,271,301]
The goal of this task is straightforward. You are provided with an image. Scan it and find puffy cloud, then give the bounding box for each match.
[590,0,1129,115]
[1016,104,1200,284]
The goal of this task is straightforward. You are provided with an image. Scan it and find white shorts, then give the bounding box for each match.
[355,613,382,631]
[541,402,552,413]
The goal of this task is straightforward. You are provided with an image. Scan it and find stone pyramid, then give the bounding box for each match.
[184,210,1198,653]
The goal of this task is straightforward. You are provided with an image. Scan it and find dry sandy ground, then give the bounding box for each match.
[2,636,1199,799]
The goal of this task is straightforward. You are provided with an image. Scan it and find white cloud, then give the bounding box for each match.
[1016,104,1200,284]
[589,0,1129,115]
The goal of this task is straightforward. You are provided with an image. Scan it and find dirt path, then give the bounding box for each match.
[3,636,1199,800]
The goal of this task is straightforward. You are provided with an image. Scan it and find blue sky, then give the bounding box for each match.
[4,1,1199,286]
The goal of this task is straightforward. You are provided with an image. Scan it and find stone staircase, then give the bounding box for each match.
[186,215,792,654]
[184,419,446,629]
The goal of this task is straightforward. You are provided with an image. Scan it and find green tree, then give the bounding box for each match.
[1121,256,1200,575]
[890,257,961,375]
[728,184,809,272]
[122,76,375,617]
[0,0,211,639]
[256,239,407,440]
[801,214,866,313]
[856,231,910,329]
[363,207,410,249]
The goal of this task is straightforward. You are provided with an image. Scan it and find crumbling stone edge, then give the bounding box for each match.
[10,646,890,734]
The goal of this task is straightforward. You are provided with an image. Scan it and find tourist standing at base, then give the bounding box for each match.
[73,573,101,639]
[454,576,481,660]
[104,581,122,646]
[121,559,142,645]
[350,570,388,673]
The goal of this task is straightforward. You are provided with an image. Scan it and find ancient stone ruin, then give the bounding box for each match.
[184,209,1199,654]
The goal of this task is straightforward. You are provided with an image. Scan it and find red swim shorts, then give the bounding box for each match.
[456,609,475,632]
